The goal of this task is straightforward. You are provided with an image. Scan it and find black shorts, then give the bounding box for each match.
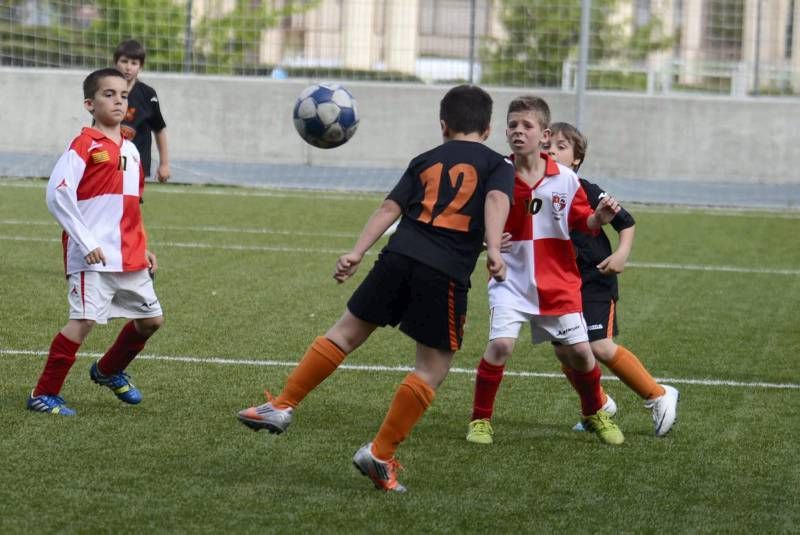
[347,251,468,352]
[582,298,619,342]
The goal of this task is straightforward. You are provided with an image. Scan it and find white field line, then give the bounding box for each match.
[3,180,799,216]
[0,219,359,238]
[2,349,798,390]
[2,233,798,275]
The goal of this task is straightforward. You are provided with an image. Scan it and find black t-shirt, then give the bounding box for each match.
[570,178,635,300]
[121,80,166,177]
[384,140,515,286]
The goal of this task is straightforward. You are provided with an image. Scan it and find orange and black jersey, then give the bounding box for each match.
[384,140,515,286]
[121,81,166,178]
[571,178,635,300]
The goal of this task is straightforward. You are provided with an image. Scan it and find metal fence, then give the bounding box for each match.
[2,0,798,96]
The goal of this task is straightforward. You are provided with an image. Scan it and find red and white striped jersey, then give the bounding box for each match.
[488,153,597,315]
[46,127,148,275]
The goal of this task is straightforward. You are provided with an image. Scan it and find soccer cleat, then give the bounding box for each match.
[27,391,76,416]
[352,443,406,493]
[89,361,142,404]
[466,419,494,444]
[644,384,680,437]
[573,393,617,432]
[237,397,293,434]
[582,410,625,445]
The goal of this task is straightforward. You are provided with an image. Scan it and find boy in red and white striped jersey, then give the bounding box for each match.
[27,68,165,416]
[466,95,625,445]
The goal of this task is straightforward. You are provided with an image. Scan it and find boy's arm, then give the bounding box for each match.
[46,148,102,261]
[153,128,170,182]
[484,189,511,281]
[587,195,620,230]
[334,199,402,283]
[597,225,635,275]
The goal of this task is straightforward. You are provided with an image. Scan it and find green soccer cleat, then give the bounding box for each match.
[466,419,494,444]
[582,410,625,445]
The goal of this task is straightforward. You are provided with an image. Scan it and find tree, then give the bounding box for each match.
[481,0,673,88]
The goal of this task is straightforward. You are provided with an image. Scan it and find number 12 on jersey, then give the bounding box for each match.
[416,162,478,232]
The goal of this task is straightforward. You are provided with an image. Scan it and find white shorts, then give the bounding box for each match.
[489,306,589,345]
[67,270,163,325]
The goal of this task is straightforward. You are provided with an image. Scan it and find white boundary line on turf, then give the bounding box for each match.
[2,349,798,390]
[2,234,798,275]
[3,180,799,216]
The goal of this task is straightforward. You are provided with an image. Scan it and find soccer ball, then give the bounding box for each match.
[293,83,359,149]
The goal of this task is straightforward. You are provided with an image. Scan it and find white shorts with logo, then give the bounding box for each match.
[67,270,163,325]
[489,306,589,345]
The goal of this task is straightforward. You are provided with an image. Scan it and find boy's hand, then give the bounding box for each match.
[85,247,106,266]
[594,194,621,225]
[500,232,513,253]
[146,249,158,275]
[486,249,507,282]
[597,251,626,275]
[156,162,171,183]
[334,252,363,283]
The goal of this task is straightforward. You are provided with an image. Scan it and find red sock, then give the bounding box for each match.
[97,321,148,376]
[569,364,604,416]
[34,333,80,396]
[471,358,505,420]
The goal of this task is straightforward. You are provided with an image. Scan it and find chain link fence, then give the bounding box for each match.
[1,0,798,96]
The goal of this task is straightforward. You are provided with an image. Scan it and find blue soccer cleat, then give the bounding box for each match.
[27,391,77,416]
[90,361,142,404]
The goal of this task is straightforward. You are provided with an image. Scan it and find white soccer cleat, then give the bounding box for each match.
[644,384,679,437]
[573,393,617,432]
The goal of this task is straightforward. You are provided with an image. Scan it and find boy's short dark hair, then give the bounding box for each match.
[439,85,493,135]
[550,122,588,171]
[113,39,146,65]
[507,95,551,130]
[83,68,126,99]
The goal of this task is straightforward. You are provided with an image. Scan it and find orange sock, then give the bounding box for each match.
[562,364,608,405]
[272,336,346,409]
[371,372,435,461]
[606,345,665,400]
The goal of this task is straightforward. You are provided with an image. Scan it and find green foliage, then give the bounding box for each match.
[481,0,673,89]
[192,0,321,74]
[0,0,319,74]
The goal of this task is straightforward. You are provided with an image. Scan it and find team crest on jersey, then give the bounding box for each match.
[551,192,567,212]
[91,150,110,164]
[551,192,567,221]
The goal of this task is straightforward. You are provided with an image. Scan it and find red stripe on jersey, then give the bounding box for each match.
[504,177,534,240]
[533,237,583,315]
[61,231,69,275]
[568,184,596,234]
[80,271,85,314]
[120,195,148,271]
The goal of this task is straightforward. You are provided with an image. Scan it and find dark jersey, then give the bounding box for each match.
[570,178,635,300]
[121,80,166,177]
[384,140,515,286]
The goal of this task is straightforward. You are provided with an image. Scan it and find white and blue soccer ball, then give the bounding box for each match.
[293,83,359,149]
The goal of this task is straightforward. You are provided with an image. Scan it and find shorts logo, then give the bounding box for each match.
[141,299,159,309]
[556,325,580,337]
[587,323,604,331]
[70,285,79,296]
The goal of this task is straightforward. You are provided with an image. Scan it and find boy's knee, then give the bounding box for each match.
[485,338,514,364]
[135,316,164,337]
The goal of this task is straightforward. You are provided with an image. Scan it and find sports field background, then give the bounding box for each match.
[1,178,798,533]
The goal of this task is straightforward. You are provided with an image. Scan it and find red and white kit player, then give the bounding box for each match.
[28,68,164,416]
[467,95,624,445]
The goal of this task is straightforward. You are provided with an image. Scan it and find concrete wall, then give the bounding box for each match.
[1,67,798,185]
